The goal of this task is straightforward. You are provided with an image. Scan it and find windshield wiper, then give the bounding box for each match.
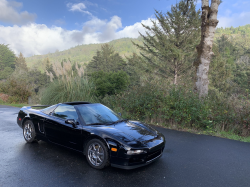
[89,119,128,126]
[108,119,128,125]
[88,122,104,125]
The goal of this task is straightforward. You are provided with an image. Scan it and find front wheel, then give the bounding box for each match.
[85,139,110,169]
[23,120,37,143]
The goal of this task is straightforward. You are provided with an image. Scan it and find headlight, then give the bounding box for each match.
[127,150,145,155]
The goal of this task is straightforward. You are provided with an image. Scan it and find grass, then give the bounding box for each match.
[217,131,250,142]
[0,99,27,108]
[0,102,27,108]
[195,128,250,142]
[159,122,250,143]
[41,76,98,105]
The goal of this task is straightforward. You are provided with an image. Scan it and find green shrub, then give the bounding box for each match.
[0,77,31,103]
[101,82,250,135]
[102,83,211,129]
[205,89,250,135]
[90,70,130,97]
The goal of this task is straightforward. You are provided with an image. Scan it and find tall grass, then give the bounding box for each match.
[41,76,98,105]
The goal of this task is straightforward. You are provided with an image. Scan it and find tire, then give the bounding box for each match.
[23,120,37,143]
[85,139,110,169]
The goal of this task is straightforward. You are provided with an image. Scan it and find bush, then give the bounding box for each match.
[102,83,211,128]
[101,82,250,135]
[0,77,31,103]
[41,76,98,105]
[90,70,130,98]
[205,89,250,135]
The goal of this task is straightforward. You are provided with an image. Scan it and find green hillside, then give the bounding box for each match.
[26,37,144,71]
[214,24,250,48]
[216,24,250,36]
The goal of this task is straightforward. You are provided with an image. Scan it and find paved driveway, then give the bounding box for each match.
[0,105,249,187]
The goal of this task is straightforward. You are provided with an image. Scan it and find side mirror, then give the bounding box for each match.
[65,119,77,128]
[118,112,122,117]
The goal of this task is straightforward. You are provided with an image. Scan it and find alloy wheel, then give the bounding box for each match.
[24,123,33,141]
[87,142,105,166]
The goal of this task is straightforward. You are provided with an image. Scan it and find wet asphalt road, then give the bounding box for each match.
[0,105,250,187]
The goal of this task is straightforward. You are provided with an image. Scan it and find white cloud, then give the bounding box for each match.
[67,3,86,12]
[116,18,155,38]
[218,11,250,28]
[0,16,155,57]
[0,0,36,25]
[67,2,92,16]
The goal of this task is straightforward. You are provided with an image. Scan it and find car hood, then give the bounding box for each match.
[93,121,163,148]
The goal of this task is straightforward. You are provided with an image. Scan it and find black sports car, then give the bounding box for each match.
[17,102,165,169]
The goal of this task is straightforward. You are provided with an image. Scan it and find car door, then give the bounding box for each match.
[37,105,58,136]
[43,104,83,150]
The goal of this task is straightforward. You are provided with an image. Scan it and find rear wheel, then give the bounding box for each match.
[23,120,37,143]
[85,139,109,169]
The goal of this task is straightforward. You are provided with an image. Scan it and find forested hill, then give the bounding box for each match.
[216,24,250,36]
[25,37,144,70]
[26,24,250,70]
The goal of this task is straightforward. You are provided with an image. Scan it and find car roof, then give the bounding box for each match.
[62,101,92,105]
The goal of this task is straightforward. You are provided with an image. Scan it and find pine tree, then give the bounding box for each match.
[86,44,127,74]
[132,0,201,85]
[16,52,28,72]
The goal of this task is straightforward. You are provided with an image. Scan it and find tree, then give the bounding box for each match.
[86,44,127,74]
[27,69,50,94]
[125,53,146,85]
[132,0,201,85]
[16,52,28,72]
[193,0,220,97]
[45,58,57,81]
[1,66,50,100]
[0,44,16,80]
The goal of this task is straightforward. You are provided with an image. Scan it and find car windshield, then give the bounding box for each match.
[76,104,122,125]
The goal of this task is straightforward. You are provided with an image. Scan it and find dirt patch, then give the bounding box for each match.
[0,93,9,102]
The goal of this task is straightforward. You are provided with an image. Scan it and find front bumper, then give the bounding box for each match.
[111,151,163,169]
[110,141,165,169]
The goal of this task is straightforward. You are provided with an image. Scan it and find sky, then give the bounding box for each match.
[0,0,249,57]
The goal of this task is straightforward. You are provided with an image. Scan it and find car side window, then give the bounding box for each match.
[53,104,78,120]
[41,105,57,115]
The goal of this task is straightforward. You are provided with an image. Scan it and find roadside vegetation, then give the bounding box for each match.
[0,98,27,108]
[1,1,250,142]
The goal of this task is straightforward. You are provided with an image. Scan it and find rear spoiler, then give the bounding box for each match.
[30,105,51,110]
[21,105,51,110]
[31,105,51,108]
